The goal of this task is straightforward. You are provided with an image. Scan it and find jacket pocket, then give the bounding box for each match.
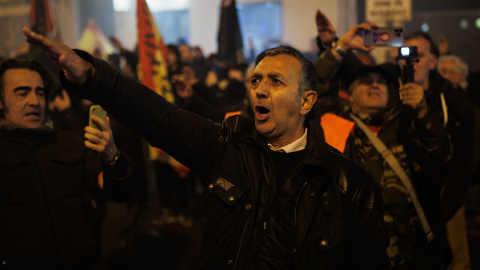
[203,176,247,243]
[46,150,85,198]
[312,218,347,252]
[206,177,246,205]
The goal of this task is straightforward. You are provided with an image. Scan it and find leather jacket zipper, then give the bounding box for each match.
[294,181,309,226]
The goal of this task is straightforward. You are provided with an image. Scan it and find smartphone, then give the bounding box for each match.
[89,105,107,130]
[363,27,404,47]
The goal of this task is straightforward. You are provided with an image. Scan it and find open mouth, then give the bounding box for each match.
[256,106,270,115]
[255,106,270,121]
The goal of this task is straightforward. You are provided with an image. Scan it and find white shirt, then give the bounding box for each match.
[267,128,308,153]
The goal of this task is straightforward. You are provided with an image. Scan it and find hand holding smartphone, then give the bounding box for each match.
[86,105,118,163]
[362,27,404,47]
[89,105,107,130]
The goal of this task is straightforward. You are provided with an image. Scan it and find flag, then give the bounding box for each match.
[30,0,56,37]
[137,0,174,103]
[77,19,115,60]
[137,0,177,166]
[217,0,244,66]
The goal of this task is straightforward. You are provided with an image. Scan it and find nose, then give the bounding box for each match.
[26,92,41,106]
[254,80,269,99]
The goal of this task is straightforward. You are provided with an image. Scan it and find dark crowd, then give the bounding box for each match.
[1,8,480,270]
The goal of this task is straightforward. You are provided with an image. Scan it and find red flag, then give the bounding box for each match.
[137,0,174,103]
[137,0,177,164]
[30,0,56,37]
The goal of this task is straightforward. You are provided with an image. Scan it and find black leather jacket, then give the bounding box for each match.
[63,51,391,269]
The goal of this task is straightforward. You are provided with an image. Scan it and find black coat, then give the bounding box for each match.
[424,71,474,221]
[62,51,391,269]
[0,122,132,269]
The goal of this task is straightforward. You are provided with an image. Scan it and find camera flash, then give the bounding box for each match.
[401,47,410,56]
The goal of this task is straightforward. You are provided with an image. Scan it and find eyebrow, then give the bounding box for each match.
[267,73,283,80]
[13,86,45,92]
[251,73,262,80]
[251,72,284,80]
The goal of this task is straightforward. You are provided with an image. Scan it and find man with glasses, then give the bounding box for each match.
[316,23,452,269]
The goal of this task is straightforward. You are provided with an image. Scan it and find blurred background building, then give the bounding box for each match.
[1,0,478,72]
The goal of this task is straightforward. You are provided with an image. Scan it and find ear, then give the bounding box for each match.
[429,55,438,71]
[349,93,354,104]
[300,90,317,115]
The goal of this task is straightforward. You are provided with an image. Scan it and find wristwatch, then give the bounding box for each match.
[331,41,346,57]
[109,151,120,166]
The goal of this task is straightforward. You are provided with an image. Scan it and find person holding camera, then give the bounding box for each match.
[314,22,452,269]
[402,32,474,270]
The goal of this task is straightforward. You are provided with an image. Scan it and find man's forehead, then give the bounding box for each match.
[5,68,42,80]
[253,55,300,75]
[405,38,430,52]
[4,68,44,89]
[5,68,36,75]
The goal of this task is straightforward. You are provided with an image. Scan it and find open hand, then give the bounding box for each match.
[22,27,95,85]
[315,9,336,44]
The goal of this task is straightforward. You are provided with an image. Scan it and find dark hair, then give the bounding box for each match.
[230,62,249,74]
[167,44,181,63]
[256,46,317,98]
[0,58,53,101]
[404,31,439,58]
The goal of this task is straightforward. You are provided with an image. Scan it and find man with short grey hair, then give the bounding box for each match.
[23,26,391,269]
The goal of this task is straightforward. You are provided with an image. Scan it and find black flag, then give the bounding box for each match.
[30,0,56,36]
[217,0,244,66]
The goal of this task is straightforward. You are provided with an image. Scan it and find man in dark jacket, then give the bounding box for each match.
[23,27,391,269]
[0,58,133,269]
[403,32,474,270]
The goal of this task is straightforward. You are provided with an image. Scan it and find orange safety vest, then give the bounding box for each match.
[320,113,355,153]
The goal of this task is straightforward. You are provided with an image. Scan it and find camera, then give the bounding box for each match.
[397,46,418,60]
[396,46,419,84]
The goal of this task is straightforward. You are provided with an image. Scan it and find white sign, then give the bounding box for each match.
[366,0,412,22]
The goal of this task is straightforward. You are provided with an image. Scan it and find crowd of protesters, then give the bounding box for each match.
[0,7,479,270]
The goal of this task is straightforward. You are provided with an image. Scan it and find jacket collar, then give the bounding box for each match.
[0,117,54,143]
[425,70,451,106]
[233,115,333,168]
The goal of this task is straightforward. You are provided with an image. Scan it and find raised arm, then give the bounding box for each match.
[23,27,222,179]
[315,23,377,113]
